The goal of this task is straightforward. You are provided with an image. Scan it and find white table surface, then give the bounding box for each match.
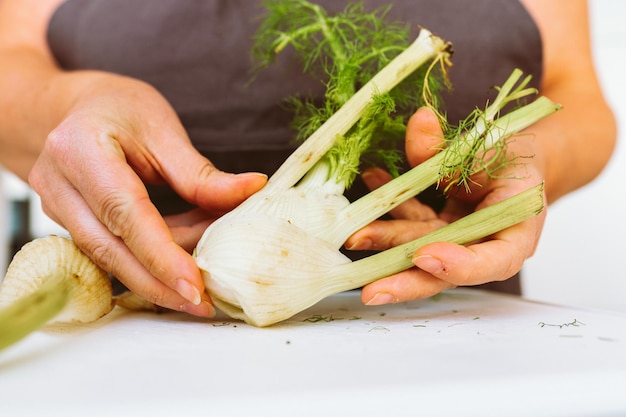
[1,288,625,417]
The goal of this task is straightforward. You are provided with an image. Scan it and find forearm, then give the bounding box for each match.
[529,85,616,203]
[0,48,102,180]
[519,0,617,204]
[0,50,57,178]
[0,0,91,180]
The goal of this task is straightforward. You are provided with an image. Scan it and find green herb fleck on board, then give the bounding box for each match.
[304,314,343,323]
[369,326,390,333]
[538,319,585,329]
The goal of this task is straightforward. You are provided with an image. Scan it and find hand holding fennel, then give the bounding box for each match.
[354,106,548,306]
[193,0,560,326]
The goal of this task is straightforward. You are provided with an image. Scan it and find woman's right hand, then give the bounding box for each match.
[28,74,267,316]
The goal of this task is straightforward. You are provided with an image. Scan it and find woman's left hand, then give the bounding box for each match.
[346,107,547,305]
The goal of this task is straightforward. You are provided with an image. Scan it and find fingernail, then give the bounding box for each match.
[345,238,372,251]
[236,172,268,180]
[360,169,384,188]
[413,255,445,275]
[175,279,202,305]
[365,292,396,306]
[360,170,374,181]
[182,300,216,318]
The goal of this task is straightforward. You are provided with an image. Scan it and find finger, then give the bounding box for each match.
[31,161,214,317]
[361,207,544,305]
[346,218,446,251]
[39,201,62,226]
[148,135,268,212]
[71,211,214,317]
[361,268,455,305]
[411,216,544,287]
[360,167,439,220]
[165,209,215,252]
[405,106,445,167]
[81,164,204,301]
[348,167,445,251]
[39,131,207,309]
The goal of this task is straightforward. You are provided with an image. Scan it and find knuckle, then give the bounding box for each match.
[196,161,217,182]
[142,289,166,307]
[191,161,220,203]
[502,254,524,282]
[99,194,134,238]
[73,233,171,309]
[45,127,76,162]
[27,167,44,194]
[74,234,118,274]
[28,132,71,189]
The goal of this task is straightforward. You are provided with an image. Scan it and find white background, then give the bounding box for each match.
[523,0,626,312]
[1,0,625,312]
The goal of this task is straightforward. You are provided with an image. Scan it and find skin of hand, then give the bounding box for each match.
[348,107,548,304]
[30,77,267,316]
[0,0,267,316]
[347,0,617,306]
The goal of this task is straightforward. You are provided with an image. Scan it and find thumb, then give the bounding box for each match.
[405,107,445,167]
[161,144,267,212]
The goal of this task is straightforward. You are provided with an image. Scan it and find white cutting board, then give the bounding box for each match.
[1,289,625,417]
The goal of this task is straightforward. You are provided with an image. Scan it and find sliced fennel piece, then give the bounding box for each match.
[0,235,113,350]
